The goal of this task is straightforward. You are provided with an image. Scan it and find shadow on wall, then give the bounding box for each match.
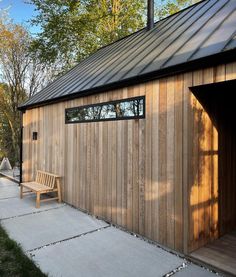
[192,84,236,247]
[187,93,219,252]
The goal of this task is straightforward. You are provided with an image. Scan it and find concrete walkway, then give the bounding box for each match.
[0,177,217,277]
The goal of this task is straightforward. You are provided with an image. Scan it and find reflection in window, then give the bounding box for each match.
[65,96,145,123]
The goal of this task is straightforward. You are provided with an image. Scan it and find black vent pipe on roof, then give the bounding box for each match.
[147,0,154,30]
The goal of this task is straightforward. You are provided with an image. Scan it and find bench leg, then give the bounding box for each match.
[20,185,23,199]
[57,179,62,203]
[36,192,40,208]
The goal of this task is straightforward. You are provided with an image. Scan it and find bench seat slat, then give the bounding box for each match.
[21,182,54,192]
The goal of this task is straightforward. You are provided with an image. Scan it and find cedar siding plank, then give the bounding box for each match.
[166,76,175,249]
[174,74,183,252]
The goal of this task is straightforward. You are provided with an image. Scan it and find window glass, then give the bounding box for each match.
[65,96,145,123]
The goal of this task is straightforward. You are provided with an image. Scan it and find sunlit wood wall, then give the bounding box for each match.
[22,62,236,253]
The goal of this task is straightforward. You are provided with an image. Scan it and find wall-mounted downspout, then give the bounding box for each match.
[19,111,24,184]
[147,0,154,30]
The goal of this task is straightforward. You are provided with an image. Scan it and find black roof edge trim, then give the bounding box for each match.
[18,49,236,111]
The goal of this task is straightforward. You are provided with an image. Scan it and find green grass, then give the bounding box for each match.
[0,224,47,277]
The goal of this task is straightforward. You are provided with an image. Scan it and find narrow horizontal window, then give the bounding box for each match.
[65,96,145,123]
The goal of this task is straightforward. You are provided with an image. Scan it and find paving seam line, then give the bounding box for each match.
[27,225,111,254]
[164,261,221,277]
[163,261,189,276]
[0,204,67,221]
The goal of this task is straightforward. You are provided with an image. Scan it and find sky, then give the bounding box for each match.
[0,0,40,34]
[0,0,196,35]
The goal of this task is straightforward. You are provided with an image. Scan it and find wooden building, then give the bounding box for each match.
[19,0,236,274]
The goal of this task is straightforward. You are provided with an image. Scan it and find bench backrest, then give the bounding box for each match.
[36,170,57,189]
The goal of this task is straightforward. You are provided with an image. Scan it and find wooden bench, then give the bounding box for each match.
[20,170,62,208]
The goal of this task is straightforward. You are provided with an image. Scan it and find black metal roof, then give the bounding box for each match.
[20,0,236,110]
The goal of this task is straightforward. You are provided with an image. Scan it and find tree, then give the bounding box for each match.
[155,0,200,19]
[0,83,25,164]
[0,19,52,164]
[28,0,146,71]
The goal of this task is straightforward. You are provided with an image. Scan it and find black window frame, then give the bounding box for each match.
[65,96,145,124]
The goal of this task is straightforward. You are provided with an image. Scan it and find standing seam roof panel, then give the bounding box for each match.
[20,0,236,109]
[111,0,211,82]
[87,6,195,89]
[79,3,199,90]
[189,2,236,60]
[32,31,141,103]
[140,0,223,75]
[67,16,174,94]
[164,0,233,67]
[31,28,144,103]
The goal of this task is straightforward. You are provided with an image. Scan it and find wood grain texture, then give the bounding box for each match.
[22,62,236,253]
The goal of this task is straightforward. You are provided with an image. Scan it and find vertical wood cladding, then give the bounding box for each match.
[22,62,236,253]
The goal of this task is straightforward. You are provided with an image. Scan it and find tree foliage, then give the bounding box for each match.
[0,22,27,163]
[0,19,52,164]
[155,0,200,19]
[0,83,24,164]
[28,0,146,70]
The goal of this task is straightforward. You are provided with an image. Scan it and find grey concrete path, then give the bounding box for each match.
[0,195,64,220]
[0,177,20,199]
[2,205,109,251]
[0,177,217,277]
[174,264,217,277]
[0,178,16,187]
